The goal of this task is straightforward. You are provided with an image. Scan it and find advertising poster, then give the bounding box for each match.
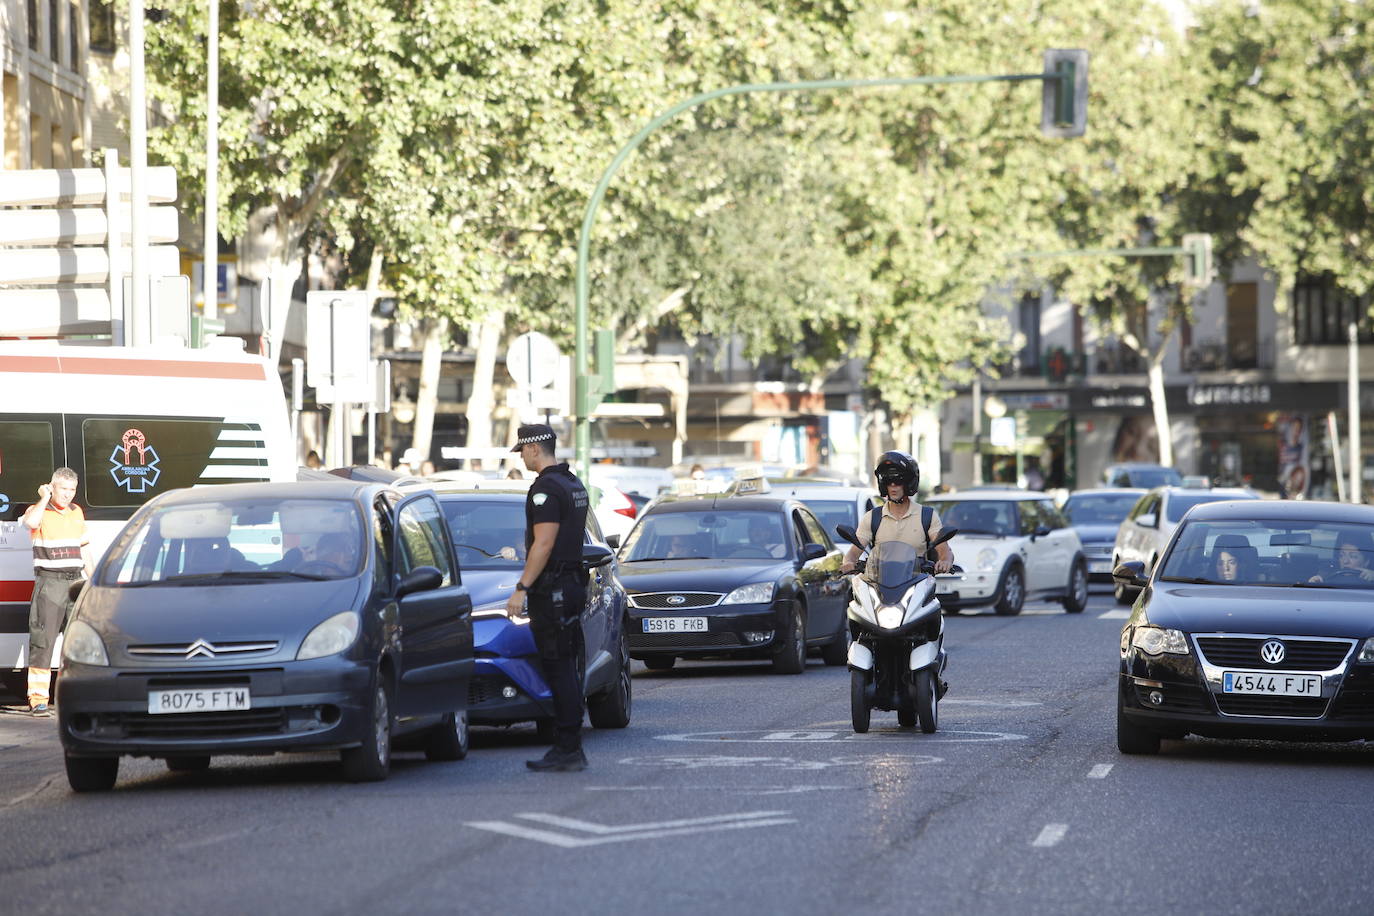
[1276,414,1309,499]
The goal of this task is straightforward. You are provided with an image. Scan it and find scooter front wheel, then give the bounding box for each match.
[850,670,871,734]
[913,669,939,734]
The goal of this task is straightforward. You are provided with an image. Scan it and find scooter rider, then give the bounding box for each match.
[841,451,953,579]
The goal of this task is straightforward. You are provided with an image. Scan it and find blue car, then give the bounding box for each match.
[425,486,632,736]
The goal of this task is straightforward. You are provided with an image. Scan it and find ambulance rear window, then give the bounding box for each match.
[0,418,57,521]
[80,417,268,513]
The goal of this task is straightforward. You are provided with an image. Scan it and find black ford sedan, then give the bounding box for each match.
[617,495,849,673]
[1116,499,1374,754]
[57,481,473,790]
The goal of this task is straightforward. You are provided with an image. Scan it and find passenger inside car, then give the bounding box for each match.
[1211,535,1257,583]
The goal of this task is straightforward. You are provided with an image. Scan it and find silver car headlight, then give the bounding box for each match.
[62,619,109,666]
[1358,637,1374,663]
[297,611,361,660]
[975,548,998,572]
[722,582,775,605]
[1131,625,1189,656]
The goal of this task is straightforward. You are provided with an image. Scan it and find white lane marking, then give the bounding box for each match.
[938,699,1042,707]
[1087,764,1114,779]
[656,728,1027,744]
[586,785,852,796]
[1022,607,1063,615]
[181,827,260,850]
[617,754,942,771]
[1032,823,1069,847]
[1098,609,1131,620]
[465,811,796,848]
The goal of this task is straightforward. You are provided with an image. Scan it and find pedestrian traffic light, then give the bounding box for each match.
[1041,50,1088,138]
[1182,233,1213,288]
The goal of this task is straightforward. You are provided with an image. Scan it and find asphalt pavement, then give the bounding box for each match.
[1,588,1371,915]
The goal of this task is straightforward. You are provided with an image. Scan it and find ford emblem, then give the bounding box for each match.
[667,595,687,605]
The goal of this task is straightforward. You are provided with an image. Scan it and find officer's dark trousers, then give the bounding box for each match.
[528,574,587,753]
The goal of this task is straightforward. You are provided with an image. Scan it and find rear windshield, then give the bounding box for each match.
[798,499,855,539]
[102,497,364,585]
[1063,493,1139,525]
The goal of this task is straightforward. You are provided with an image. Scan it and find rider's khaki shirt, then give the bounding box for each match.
[855,501,945,579]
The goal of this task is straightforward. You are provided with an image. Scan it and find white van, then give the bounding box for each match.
[0,343,295,695]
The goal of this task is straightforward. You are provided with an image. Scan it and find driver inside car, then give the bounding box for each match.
[747,517,787,559]
[1308,533,1374,584]
[308,532,358,573]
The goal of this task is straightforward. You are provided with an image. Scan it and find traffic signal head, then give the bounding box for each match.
[1041,50,1089,138]
[1182,233,1213,288]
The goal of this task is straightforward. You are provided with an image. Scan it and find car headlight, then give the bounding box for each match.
[1131,626,1189,656]
[876,606,904,629]
[62,619,108,666]
[975,548,998,572]
[1358,637,1374,664]
[297,611,361,660]
[722,582,776,605]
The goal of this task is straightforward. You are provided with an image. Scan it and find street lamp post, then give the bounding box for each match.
[572,56,1087,474]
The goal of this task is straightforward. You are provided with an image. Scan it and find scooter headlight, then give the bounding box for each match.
[876,606,904,629]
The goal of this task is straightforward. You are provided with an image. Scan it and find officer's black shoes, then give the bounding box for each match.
[526,747,588,772]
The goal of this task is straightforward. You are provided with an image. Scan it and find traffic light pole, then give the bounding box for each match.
[573,65,1080,475]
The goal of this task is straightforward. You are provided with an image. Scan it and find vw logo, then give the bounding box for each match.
[666,595,687,605]
[1260,640,1286,665]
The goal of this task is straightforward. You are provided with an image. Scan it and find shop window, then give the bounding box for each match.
[1293,274,1374,346]
[89,0,115,53]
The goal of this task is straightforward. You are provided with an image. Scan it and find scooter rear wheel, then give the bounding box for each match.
[850,670,871,734]
[913,669,939,734]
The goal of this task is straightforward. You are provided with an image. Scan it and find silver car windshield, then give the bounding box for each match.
[1159,520,1374,588]
[102,498,365,585]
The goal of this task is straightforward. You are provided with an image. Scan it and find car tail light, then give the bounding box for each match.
[614,489,636,519]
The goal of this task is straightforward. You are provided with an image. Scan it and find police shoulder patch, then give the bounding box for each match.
[532,493,548,506]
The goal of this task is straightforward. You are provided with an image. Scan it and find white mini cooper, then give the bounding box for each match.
[926,491,1088,616]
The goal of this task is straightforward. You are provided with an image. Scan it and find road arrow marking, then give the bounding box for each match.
[1087,763,1114,779]
[464,810,796,848]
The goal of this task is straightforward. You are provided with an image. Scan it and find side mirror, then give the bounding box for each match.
[835,524,862,549]
[800,543,826,562]
[582,543,614,570]
[396,566,442,598]
[605,533,621,550]
[1112,561,1148,587]
[1136,513,1158,529]
[68,579,88,602]
[931,526,958,547]
[1031,524,1051,540]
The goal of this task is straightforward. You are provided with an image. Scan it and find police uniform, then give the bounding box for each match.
[513,425,590,758]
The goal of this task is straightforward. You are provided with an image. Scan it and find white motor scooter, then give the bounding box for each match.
[835,524,959,734]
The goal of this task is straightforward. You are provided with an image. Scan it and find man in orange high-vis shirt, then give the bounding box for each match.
[21,468,92,715]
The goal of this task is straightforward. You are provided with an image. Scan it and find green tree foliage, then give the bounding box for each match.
[1189,0,1374,298]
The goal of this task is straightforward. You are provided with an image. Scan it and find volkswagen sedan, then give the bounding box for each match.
[57,481,474,791]
[1116,500,1374,754]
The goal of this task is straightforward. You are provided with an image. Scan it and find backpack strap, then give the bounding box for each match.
[867,505,884,547]
[921,505,934,560]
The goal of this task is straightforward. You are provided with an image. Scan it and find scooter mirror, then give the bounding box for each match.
[930,526,959,547]
[834,524,863,549]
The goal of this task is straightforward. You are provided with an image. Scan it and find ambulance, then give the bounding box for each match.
[0,342,295,696]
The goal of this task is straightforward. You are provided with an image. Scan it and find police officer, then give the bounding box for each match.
[504,423,592,772]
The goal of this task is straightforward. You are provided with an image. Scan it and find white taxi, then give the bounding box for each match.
[926,491,1088,616]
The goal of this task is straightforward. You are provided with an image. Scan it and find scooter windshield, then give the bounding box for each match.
[871,540,922,605]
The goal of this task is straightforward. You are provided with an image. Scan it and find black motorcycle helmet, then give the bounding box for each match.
[874,451,919,500]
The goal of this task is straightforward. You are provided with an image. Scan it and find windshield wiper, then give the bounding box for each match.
[955,528,999,536]
[161,570,330,584]
[455,543,501,558]
[633,555,710,562]
[1159,576,1222,585]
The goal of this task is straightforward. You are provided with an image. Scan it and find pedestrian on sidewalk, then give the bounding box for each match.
[21,468,92,716]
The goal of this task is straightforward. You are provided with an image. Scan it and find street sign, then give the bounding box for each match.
[306,291,372,402]
[1041,49,1089,138]
[990,416,1017,448]
[370,359,392,413]
[505,331,560,390]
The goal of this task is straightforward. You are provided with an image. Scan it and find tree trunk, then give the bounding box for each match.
[412,317,448,463]
[463,305,507,465]
[1146,351,1172,468]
